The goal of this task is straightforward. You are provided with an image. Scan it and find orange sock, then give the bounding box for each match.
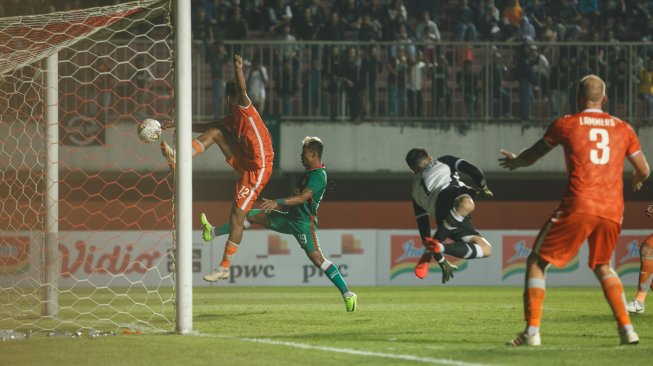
[635,239,653,303]
[600,272,631,327]
[192,139,205,157]
[219,240,239,269]
[524,278,546,332]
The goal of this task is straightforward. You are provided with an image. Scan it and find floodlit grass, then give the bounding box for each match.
[1,286,650,366]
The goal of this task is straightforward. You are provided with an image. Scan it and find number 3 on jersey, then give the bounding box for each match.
[589,128,610,165]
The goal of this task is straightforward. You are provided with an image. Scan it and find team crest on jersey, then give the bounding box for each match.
[615,236,644,276]
[389,235,467,280]
[0,236,31,274]
[502,235,579,280]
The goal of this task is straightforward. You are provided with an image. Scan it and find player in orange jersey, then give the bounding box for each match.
[499,75,650,346]
[625,204,653,314]
[160,54,274,282]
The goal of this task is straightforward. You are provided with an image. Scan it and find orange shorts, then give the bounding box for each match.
[533,211,620,269]
[233,164,272,212]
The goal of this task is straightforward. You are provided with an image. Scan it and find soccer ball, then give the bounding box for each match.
[138,118,162,143]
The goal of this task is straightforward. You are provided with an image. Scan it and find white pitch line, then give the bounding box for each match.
[193,332,494,366]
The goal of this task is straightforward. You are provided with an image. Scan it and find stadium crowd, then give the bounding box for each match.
[2,0,653,122]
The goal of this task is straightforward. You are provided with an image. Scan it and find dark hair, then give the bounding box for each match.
[304,137,324,159]
[225,81,237,97]
[405,148,428,168]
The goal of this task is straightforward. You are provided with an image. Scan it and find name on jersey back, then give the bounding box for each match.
[579,116,615,127]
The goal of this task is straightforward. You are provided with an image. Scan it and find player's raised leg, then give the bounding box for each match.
[627,236,653,314]
[200,209,263,242]
[160,124,237,170]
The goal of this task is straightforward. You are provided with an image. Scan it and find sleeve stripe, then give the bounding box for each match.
[542,138,555,148]
[415,212,429,219]
[454,158,463,170]
[630,150,642,158]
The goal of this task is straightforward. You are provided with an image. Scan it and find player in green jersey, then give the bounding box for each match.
[200,136,358,312]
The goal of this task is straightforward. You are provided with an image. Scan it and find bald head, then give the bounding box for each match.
[578,74,605,103]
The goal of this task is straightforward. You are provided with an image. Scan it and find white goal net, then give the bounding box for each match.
[0,0,176,334]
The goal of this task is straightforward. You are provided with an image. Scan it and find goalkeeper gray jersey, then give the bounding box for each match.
[411,158,467,216]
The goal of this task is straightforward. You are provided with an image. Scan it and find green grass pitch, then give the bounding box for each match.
[1,286,650,366]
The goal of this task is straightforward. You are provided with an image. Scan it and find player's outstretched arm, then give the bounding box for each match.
[628,152,650,192]
[438,155,493,197]
[260,188,313,213]
[233,54,251,107]
[499,139,552,170]
[413,200,431,241]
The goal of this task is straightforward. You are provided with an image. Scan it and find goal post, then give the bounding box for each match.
[0,0,192,334]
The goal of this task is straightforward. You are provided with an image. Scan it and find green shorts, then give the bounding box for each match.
[266,211,320,252]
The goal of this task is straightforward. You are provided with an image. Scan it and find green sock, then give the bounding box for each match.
[323,261,349,295]
[212,209,263,237]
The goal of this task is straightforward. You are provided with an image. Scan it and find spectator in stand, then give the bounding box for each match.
[415,11,441,43]
[529,45,550,98]
[338,0,361,37]
[454,0,478,41]
[341,47,363,121]
[514,43,535,121]
[193,8,212,40]
[539,16,558,42]
[527,0,548,35]
[415,11,441,61]
[549,54,573,116]
[602,0,626,26]
[366,0,387,27]
[639,58,653,119]
[502,0,524,40]
[430,53,452,117]
[361,47,384,117]
[302,58,321,115]
[394,24,416,61]
[358,14,382,41]
[267,0,292,34]
[457,59,478,117]
[225,7,249,40]
[492,52,511,117]
[387,0,408,25]
[478,1,502,41]
[205,40,229,118]
[555,0,582,41]
[276,58,299,116]
[630,0,651,32]
[323,46,342,120]
[407,50,427,117]
[304,0,326,25]
[387,48,408,117]
[212,7,229,41]
[514,15,536,42]
[578,0,600,33]
[296,7,318,40]
[276,23,298,61]
[316,12,345,41]
[608,58,630,115]
[246,55,269,113]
